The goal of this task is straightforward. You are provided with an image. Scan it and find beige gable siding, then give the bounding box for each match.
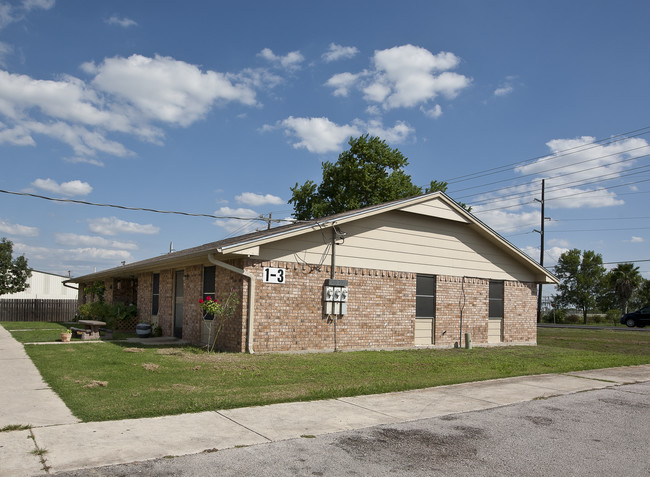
[399,197,470,223]
[253,211,540,282]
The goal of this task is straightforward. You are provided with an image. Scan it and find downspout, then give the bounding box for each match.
[459,277,466,348]
[331,227,337,352]
[208,254,256,354]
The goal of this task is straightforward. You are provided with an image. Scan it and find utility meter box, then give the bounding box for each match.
[323,279,349,315]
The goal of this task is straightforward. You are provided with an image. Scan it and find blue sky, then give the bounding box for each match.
[1,0,649,286]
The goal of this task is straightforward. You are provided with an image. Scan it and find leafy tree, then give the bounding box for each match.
[289,135,469,220]
[0,237,31,296]
[608,263,642,314]
[629,278,650,311]
[553,249,607,324]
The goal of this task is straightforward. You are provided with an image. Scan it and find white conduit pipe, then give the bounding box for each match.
[208,254,256,354]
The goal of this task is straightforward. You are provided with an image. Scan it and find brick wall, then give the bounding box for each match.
[158,270,174,337]
[503,281,537,344]
[182,265,203,344]
[244,260,417,353]
[81,263,539,352]
[137,272,153,326]
[208,263,246,352]
[435,276,490,347]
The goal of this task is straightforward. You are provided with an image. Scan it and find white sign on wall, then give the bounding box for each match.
[263,267,285,284]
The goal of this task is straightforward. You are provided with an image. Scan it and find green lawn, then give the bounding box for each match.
[2,321,135,342]
[2,321,70,343]
[3,323,649,422]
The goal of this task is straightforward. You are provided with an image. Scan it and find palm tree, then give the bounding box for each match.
[609,263,642,314]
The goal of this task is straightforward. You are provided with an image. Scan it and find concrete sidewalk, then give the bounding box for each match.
[1,327,649,476]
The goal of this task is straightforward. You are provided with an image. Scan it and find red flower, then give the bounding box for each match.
[198,299,203,304]
[206,296,212,301]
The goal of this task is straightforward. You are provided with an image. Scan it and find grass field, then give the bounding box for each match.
[2,321,135,342]
[3,322,649,422]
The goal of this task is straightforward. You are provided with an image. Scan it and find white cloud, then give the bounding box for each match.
[22,0,55,11]
[105,15,137,28]
[322,43,359,62]
[14,242,133,264]
[87,217,160,236]
[0,53,265,161]
[63,156,105,167]
[521,245,568,265]
[630,236,644,243]
[494,85,513,97]
[493,75,519,98]
[55,233,138,250]
[474,209,540,234]
[515,135,648,209]
[236,192,284,206]
[278,116,361,154]
[258,48,304,71]
[325,72,361,97]
[0,219,38,237]
[0,41,12,67]
[271,116,415,154]
[0,4,14,30]
[0,122,34,146]
[354,119,414,145]
[420,104,442,119]
[469,135,650,242]
[214,206,262,234]
[1,0,53,30]
[326,44,470,113]
[0,70,131,130]
[548,238,570,248]
[87,54,257,126]
[31,178,92,196]
[545,246,570,264]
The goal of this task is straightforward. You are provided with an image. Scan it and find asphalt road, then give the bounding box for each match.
[52,382,650,477]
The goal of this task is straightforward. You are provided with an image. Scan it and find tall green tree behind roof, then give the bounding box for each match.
[289,135,466,220]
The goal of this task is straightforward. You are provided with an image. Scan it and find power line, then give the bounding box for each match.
[443,125,650,184]
[452,148,650,207]
[465,162,650,208]
[473,178,650,214]
[602,259,650,264]
[450,146,650,198]
[0,189,297,224]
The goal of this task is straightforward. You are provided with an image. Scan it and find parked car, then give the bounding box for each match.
[620,306,650,327]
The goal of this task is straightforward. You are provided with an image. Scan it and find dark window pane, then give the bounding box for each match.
[416,274,436,318]
[203,266,216,294]
[416,296,434,317]
[489,281,504,318]
[489,300,503,318]
[489,281,503,299]
[416,275,434,296]
[152,273,160,315]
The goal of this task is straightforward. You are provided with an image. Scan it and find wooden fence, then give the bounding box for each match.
[0,299,78,322]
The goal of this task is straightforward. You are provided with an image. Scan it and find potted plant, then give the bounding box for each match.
[61,330,72,342]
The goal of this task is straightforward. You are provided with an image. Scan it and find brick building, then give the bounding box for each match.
[69,192,557,352]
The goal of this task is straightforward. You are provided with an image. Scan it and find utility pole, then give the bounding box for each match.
[533,179,550,323]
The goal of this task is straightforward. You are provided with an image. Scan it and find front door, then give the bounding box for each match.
[174,270,184,338]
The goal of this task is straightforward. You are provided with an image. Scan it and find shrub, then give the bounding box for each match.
[544,308,566,323]
[77,301,137,330]
[565,314,581,324]
[606,309,622,326]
